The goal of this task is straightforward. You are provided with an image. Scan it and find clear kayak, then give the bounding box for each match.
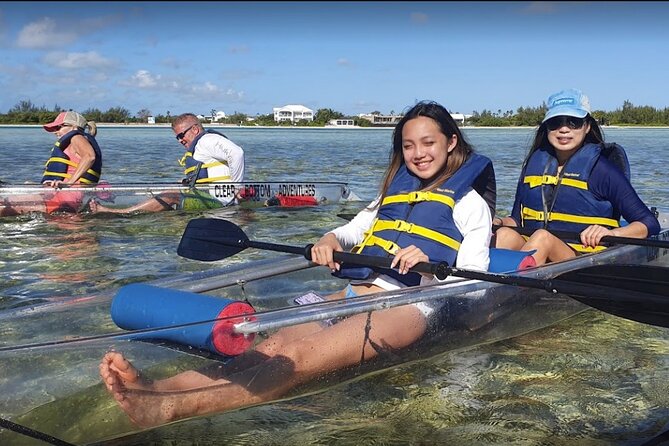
[0,181,361,215]
[0,213,668,444]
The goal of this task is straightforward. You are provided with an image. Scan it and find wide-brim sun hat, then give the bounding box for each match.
[542,89,591,123]
[43,111,88,132]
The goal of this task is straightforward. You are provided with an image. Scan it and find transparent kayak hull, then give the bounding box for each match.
[1,215,668,444]
[0,181,360,214]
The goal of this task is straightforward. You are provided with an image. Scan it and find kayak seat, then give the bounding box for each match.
[488,248,537,273]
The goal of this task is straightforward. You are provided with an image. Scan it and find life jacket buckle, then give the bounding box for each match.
[522,208,544,221]
[394,220,414,232]
[542,175,558,185]
[407,191,428,203]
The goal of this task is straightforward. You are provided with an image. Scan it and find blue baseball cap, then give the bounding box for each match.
[542,89,591,123]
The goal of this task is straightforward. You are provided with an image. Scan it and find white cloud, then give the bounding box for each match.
[191,82,219,93]
[121,70,163,88]
[16,14,123,49]
[17,17,78,49]
[43,51,115,70]
[224,88,244,100]
[337,58,351,67]
[188,82,243,100]
[118,70,244,104]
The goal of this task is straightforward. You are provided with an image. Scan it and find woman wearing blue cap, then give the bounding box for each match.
[493,88,659,265]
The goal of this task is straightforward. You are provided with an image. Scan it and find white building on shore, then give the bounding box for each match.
[358,113,402,125]
[358,111,472,126]
[449,113,473,124]
[326,118,357,127]
[273,105,314,123]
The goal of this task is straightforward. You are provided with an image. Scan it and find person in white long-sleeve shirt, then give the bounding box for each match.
[99,101,494,427]
[90,114,245,213]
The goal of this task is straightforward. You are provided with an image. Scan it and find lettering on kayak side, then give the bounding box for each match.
[211,183,318,200]
[277,183,316,197]
[212,184,272,201]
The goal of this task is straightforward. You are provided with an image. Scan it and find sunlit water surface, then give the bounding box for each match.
[1,126,669,445]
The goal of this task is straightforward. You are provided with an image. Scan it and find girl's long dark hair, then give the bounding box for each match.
[378,100,475,202]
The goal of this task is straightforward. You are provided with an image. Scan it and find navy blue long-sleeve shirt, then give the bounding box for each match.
[509,155,660,235]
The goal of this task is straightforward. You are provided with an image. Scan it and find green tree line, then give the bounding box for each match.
[2,99,669,127]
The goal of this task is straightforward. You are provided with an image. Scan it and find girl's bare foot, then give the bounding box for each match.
[99,351,153,392]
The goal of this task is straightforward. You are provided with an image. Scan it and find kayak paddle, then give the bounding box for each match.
[178,218,669,328]
[177,218,448,278]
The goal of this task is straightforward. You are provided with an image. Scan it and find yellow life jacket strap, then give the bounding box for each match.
[524,175,588,190]
[178,152,192,167]
[42,171,69,180]
[351,218,383,254]
[184,160,228,175]
[381,191,455,209]
[45,156,77,169]
[356,235,401,256]
[566,242,607,253]
[195,175,231,183]
[357,218,461,252]
[522,206,620,228]
[44,157,100,183]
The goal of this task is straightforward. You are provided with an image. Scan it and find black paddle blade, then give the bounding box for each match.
[336,213,357,221]
[177,218,249,261]
[558,264,669,328]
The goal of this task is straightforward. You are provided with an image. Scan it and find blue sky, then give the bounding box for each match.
[1,1,668,118]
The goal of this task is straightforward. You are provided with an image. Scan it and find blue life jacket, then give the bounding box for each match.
[336,153,494,286]
[179,130,231,184]
[518,142,630,252]
[42,129,103,184]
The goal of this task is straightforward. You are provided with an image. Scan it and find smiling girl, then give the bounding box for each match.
[493,89,659,265]
[100,100,496,427]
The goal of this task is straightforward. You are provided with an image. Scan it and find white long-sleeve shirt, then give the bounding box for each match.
[194,133,245,205]
[193,133,245,182]
[330,188,492,290]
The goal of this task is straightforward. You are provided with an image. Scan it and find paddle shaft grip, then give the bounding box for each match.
[303,244,449,280]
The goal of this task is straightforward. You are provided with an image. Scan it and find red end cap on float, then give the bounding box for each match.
[211,301,256,356]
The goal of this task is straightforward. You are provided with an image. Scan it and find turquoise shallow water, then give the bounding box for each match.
[1,126,669,444]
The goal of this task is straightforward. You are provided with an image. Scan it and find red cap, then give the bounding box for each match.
[43,111,88,132]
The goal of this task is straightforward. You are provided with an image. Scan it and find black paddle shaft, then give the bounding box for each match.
[493,224,669,249]
[448,264,669,328]
[177,218,450,278]
[245,239,449,279]
[179,218,669,328]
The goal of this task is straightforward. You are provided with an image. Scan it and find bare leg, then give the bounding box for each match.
[101,302,427,427]
[1,195,48,216]
[100,352,228,392]
[89,192,181,214]
[521,229,576,265]
[256,283,384,356]
[492,226,526,250]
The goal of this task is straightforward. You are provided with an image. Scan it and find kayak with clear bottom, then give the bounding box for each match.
[0,212,668,444]
[0,180,361,216]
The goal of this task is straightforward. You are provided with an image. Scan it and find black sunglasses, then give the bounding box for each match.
[545,116,587,131]
[175,124,196,141]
